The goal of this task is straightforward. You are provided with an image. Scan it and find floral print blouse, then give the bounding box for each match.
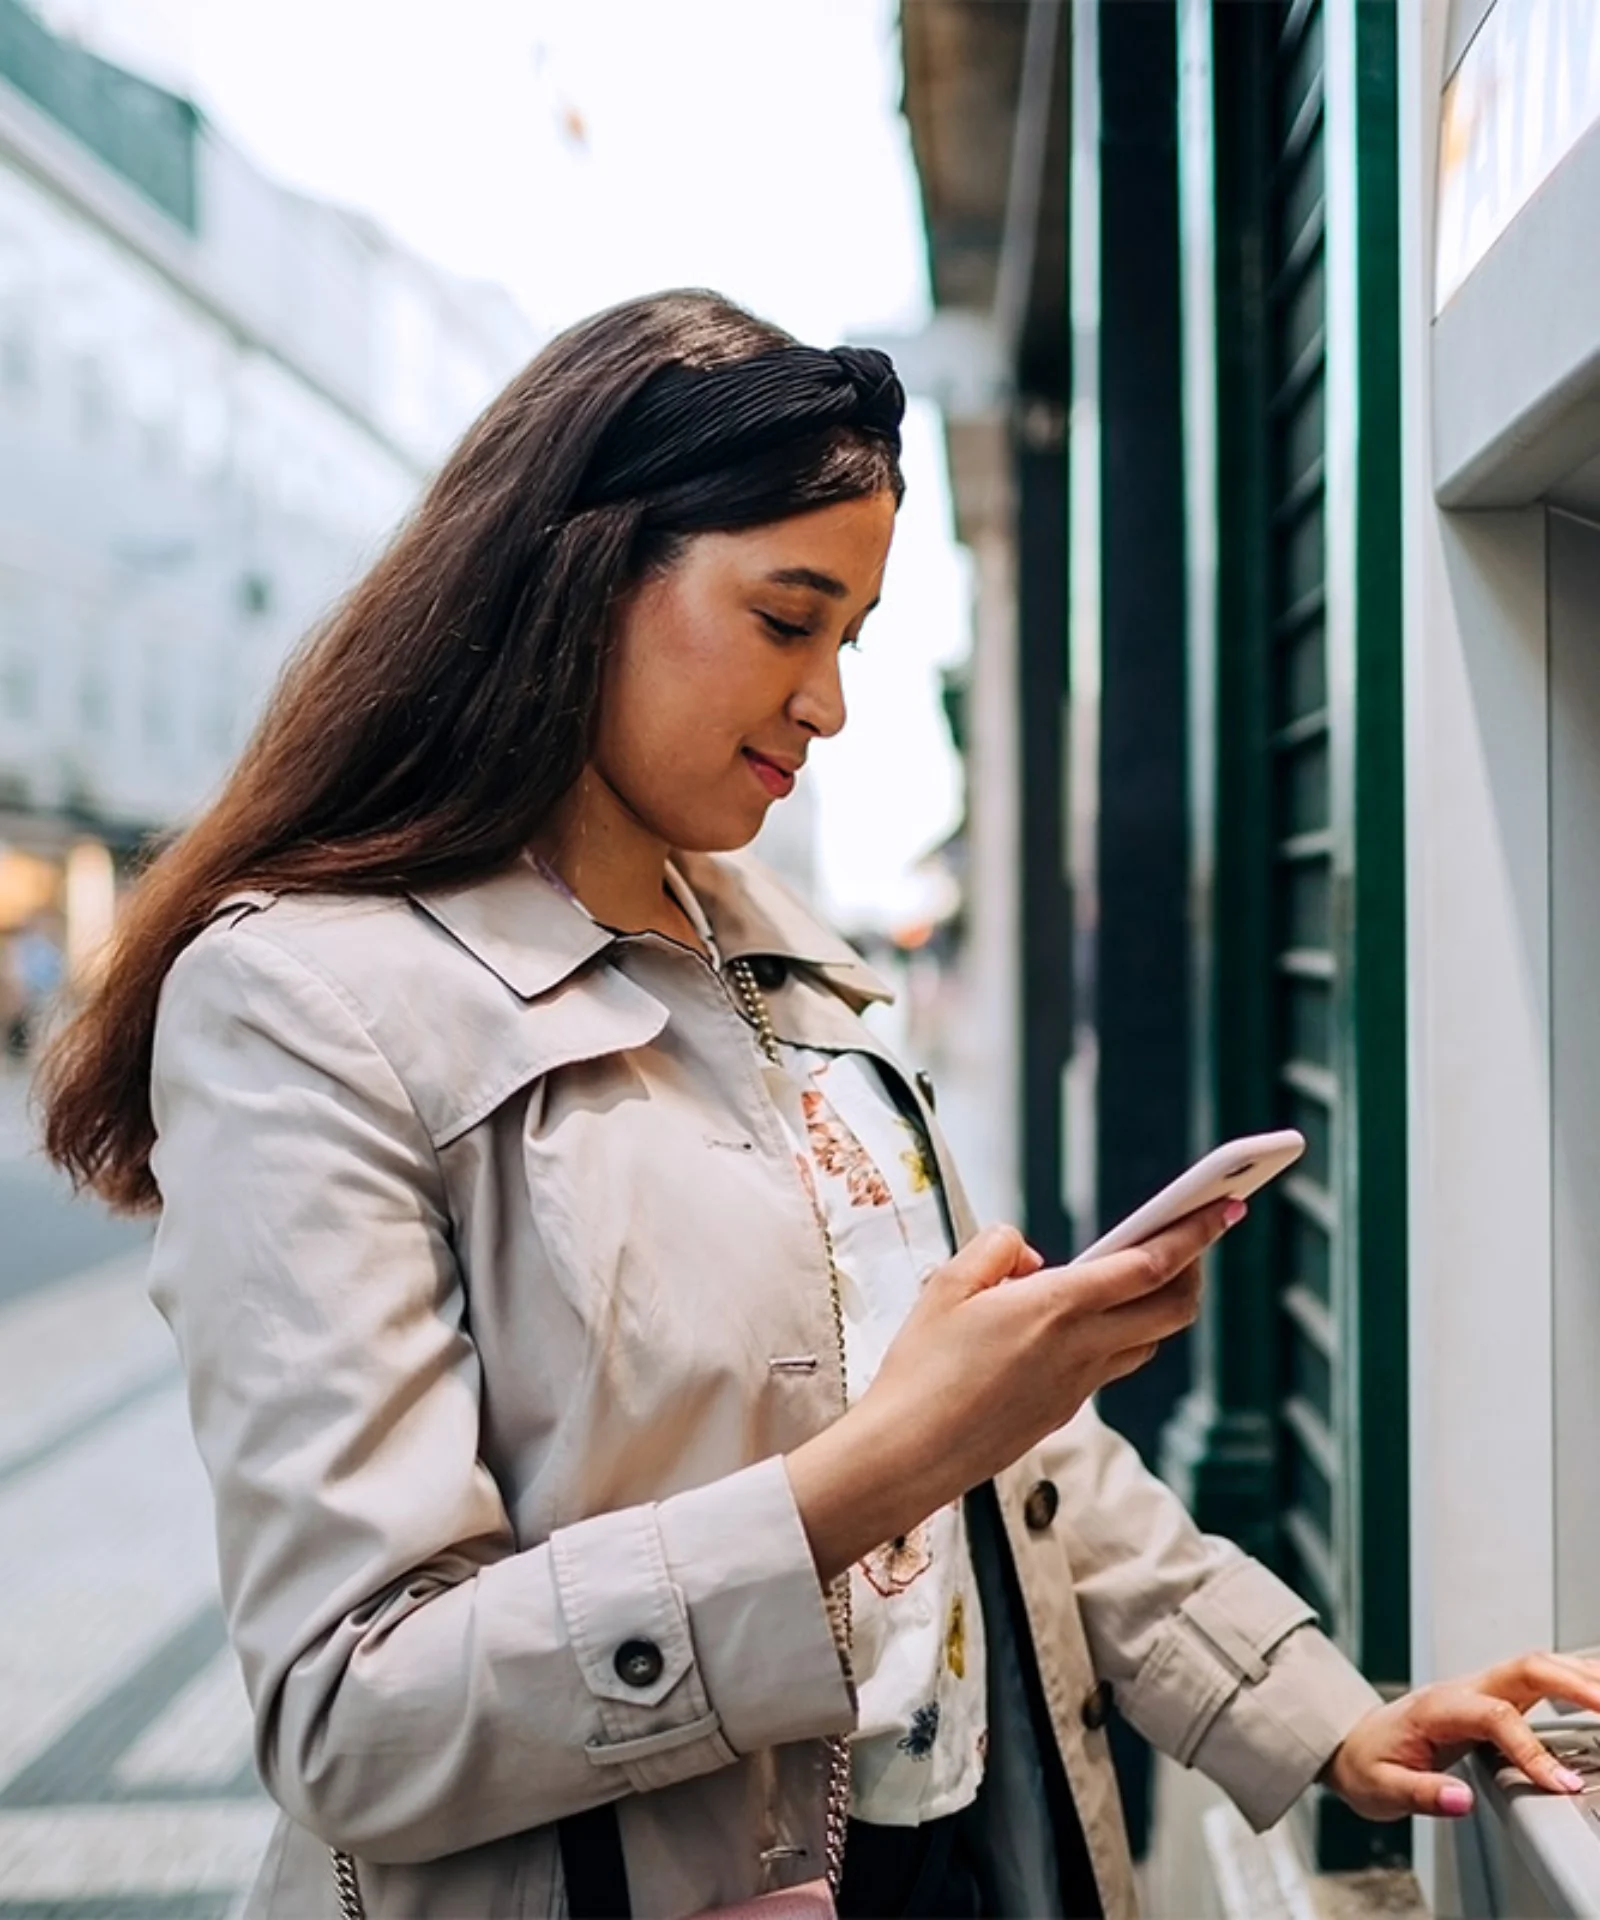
[667,865,989,1826]
[769,1043,989,1827]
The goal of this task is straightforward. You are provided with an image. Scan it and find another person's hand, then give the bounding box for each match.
[788,1202,1242,1582]
[1323,1653,1600,1818]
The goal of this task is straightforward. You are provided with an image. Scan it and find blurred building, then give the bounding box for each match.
[904,0,1600,1913]
[0,0,532,1002]
[885,0,1067,1241]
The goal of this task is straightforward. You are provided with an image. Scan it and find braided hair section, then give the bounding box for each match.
[572,344,906,510]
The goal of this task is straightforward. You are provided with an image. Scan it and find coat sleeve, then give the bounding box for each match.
[147,922,854,1866]
[1037,1402,1381,1831]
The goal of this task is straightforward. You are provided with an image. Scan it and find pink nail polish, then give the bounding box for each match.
[1222,1199,1248,1228]
[1439,1781,1474,1815]
[1557,1766,1586,1793]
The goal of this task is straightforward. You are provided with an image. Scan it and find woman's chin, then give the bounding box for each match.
[666,809,771,858]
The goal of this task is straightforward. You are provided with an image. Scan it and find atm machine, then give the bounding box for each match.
[1450,507,1600,1920]
[1450,506,1600,1916]
[1463,1721,1600,1915]
[1415,0,1600,1912]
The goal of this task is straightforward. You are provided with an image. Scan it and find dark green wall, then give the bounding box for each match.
[1159,0,1409,1871]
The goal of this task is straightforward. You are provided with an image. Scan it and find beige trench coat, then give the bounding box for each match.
[146,851,1379,1919]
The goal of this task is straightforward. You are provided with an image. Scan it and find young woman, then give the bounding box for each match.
[42,291,1600,1919]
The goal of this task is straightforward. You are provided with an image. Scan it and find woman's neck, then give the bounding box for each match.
[531,770,702,950]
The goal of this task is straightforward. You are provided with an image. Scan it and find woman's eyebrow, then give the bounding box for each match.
[764,566,880,614]
[765,566,848,598]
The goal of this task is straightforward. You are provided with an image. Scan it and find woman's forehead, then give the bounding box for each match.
[696,496,896,593]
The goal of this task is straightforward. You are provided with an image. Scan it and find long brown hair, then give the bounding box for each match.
[40,290,903,1211]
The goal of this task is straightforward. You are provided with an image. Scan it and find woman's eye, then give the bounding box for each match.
[759,611,811,642]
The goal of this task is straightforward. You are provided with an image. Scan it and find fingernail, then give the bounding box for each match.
[1222,1199,1248,1227]
[1439,1781,1474,1815]
[1557,1766,1586,1793]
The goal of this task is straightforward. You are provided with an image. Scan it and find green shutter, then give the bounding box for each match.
[1266,0,1342,1633]
[1170,0,1407,1868]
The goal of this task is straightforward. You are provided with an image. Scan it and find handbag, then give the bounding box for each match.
[556,1799,837,1918]
[328,961,848,1920]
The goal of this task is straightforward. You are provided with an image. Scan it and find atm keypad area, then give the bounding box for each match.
[1507,1731,1600,1815]
[1468,1723,1600,1916]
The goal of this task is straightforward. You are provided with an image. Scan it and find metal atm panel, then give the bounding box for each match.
[1464,508,1600,1915]
[1551,508,1600,1652]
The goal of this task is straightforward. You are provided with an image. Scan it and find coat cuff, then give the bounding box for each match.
[1189,1624,1383,1830]
[551,1456,854,1795]
[1119,1555,1381,1831]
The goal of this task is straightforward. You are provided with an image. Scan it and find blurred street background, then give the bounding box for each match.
[0,1059,273,1915]
[0,5,978,1912]
[6,0,1600,1915]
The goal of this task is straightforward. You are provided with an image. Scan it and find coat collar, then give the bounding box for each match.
[674,850,893,1008]
[408,849,893,1008]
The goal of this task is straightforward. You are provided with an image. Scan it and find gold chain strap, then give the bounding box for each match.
[330,959,853,1915]
[726,956,854,1895]
[330,1845,364,1919]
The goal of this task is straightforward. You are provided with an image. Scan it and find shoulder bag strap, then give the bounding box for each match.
[559,1803,633,1918]
[329,1808,630,1919]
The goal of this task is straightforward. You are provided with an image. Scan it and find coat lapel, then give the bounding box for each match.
[409,861,615,1000]
[674,850,895,1011]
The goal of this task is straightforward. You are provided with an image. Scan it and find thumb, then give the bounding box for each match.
[937,1225,1032,1299]
[1374,1763,1475,1819]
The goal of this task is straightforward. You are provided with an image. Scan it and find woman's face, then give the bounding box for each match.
[592,490,896,852]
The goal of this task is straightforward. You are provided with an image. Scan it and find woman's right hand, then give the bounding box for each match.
[786,1202,1241,1582]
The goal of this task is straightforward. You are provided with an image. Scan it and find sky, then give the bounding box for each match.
[39,0,970,927]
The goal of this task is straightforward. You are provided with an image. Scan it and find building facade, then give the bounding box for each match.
[0,0,532,1019]
[896,0,1592,1910]
[1405,3,1600,1913]
[907,0,1600,1909]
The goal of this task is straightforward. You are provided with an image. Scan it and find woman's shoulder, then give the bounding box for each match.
[173,887,492,1032]
[159,874,639,1149]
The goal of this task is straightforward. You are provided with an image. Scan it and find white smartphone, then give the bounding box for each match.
[1068,1129,1307,1265]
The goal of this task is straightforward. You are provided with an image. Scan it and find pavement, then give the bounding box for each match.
[0,1076,155,1313]
[0,1067,275,1919]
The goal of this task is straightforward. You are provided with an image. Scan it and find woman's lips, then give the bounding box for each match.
[743,749,796,798]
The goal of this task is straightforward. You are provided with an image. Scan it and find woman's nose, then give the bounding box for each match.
[789,654,847,739]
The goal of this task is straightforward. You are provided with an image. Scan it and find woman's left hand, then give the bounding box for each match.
[1324,1653,1600,1819]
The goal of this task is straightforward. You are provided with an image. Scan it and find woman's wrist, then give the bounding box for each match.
[785,1396,954,1584]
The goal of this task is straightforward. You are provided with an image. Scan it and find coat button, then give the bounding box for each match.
[747,955,788,990]
[613,1639,664,1689]
[1082,1679,1114,1731]
[1022,1479,1059,1532]
[915,1069,938,1113]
